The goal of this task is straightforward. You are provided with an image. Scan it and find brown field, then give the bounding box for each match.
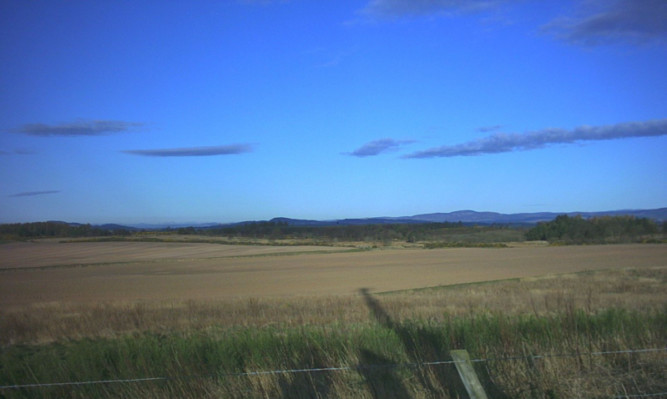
[1,241,665,309]
[0,240,343,269]
[1,241,665,398]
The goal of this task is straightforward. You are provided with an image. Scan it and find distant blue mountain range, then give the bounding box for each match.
[263,208,667,227]
[122,207,667,230]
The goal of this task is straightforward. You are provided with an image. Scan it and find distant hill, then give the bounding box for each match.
[116,207,666,230]
[266,216,425,227]
[48,221,138,231]
[129,222,219,230]
[224,208,667,228]
[95,223,138,231]
[405,208,667,225]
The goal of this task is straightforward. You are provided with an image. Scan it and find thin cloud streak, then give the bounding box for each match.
[14,120,143,137]
[123,144,254,157]
[239,0,290,4]
[10,190,60,197]
[404,119,667,158]
[0,149,34,156]
[13,149,34,155]
[363,0,666,47]
[477,125,503,133]
[347,138,415,157]
[543,0,667,45]
[362,0,509,18]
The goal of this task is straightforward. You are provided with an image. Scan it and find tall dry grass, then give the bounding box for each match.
[2,267,663,345]
[1,267,665,398]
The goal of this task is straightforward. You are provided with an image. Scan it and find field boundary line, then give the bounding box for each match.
[1,347,664,391]
[0,376,167,389]
[479,347,667,362]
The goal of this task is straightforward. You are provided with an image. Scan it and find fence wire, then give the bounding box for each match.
[1,347,664,393]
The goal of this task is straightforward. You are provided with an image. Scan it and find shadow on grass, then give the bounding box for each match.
[277,371,332,399]
[359,288,508,399]
[275,350,334,399]
[358,349,412,398]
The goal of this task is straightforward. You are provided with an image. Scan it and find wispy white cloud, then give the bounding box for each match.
[543,0,667,46]
[477,125,504,133]
[1,149,34,155]
[123,144,254,157]
[306,44,360,68]
[361,0,510,18]
[9,190,60,197]
[347,138,415,157]
[13,120,143,137]
[315,51,348,68]
[362,0,666,47]
[404,119,667,158]
[238,0,291,5]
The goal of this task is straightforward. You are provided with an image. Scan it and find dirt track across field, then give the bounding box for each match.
[0,242,664,308]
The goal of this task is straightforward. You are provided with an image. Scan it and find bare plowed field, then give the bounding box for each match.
[0,242,665,308]
[0,241,340,269]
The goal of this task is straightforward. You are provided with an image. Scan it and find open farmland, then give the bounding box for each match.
[0,240,345,270]
[0,241,665,308]
[1,241,665,398]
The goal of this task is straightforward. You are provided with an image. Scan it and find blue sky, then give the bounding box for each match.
[1,0,666,224]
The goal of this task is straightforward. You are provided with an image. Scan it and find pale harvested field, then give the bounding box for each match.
[0,241,341,269]
[0,242,665,308]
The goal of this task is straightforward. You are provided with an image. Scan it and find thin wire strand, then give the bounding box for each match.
[1,347,664,390]
[480,347,667,363]
[0,377,167,390]
[615,393,667,398]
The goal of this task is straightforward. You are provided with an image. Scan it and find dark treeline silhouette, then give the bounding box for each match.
[0,220,519,244]
[201,221,508,243]
[525,215,661,244]
[4,215,663,245]
[0,221,132,239]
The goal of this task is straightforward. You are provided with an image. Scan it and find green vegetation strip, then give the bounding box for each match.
[377,277,523,295]
[1,308,664,398]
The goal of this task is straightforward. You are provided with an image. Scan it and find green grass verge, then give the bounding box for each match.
[2,308,664,398]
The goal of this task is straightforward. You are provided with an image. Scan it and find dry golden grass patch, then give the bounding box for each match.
[2,266,664,345]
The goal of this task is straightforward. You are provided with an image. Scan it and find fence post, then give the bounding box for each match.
[450,349,489,399]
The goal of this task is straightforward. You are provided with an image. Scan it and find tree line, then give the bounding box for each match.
[0,221,132,240]
[192,221,521,243]
[525,215,662,244]
[198,221,484,243]
[1,216,663,245]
